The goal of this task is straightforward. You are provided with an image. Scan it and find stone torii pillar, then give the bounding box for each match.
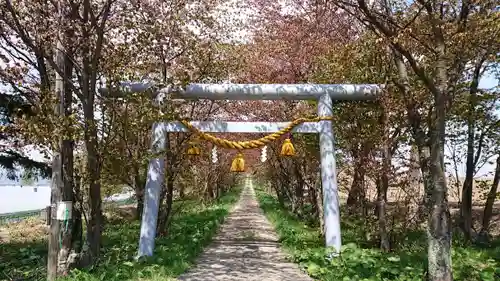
[102,83,381,258]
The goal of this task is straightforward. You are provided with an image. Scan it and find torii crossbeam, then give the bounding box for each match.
[102,83,381,258]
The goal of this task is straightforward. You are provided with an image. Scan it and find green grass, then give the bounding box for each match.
[0,187,241,281]
[255,189,500,281]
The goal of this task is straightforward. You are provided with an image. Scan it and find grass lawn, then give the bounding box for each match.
[255,188,500,281]
[0,187,241,281]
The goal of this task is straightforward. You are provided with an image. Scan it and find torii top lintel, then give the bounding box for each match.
[101,82,382,101]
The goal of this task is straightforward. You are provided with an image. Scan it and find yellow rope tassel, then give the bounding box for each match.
[180,116,334,151]
[177,116,335,170]
[280,138,295,156]
[230,152,245,172]
[187,141,201,156]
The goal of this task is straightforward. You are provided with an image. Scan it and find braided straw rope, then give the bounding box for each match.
[180,116,334,150]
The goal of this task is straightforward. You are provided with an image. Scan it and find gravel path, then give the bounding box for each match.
[177,177,313,281]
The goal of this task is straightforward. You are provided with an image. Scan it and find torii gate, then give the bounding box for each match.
[113,83,381,258]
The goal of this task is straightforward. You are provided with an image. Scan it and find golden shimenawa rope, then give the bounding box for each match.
[180,116,334,150]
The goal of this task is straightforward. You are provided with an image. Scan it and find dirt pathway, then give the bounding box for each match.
[177,177,313,281]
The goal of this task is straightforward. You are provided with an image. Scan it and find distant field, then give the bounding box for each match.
[0,185,134,214]
[0,185,51,214]
[0,185,134,225]
[0,197,136,225]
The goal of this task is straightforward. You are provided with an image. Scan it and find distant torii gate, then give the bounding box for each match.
[119,83,380,258]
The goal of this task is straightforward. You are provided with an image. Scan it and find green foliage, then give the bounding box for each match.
[255,189,500,281]
[20,169,36,186]
[0,152,51,181]
[0,187,241,281]
[0,92,51,180]
[0,241,47,280]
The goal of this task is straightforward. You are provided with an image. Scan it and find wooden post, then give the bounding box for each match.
[47,38,64,281]
[48,13,74,277]
[45,206,52,225]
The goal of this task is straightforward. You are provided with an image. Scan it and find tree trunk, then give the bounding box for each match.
[215,167,222,199]
[389,43,452,280]
[57,51,75,275]
[480,155,500,236]
[179,179,185,199]
[376,108,391,252]
[86,145,102,261]
[83,104,102,261]
[68,207,84,268]
[409,145,422,198]
[460,169,474,241]
[81,66,101,265]
[136,191,144,220]
[401,145,421,222]
[460,60,483,241]
[460,89,476,241]
[79,0,112,263]
[275,178,285,206]
[48,154,62,281]
[294,162,304,214]
[308,176,319,219]
[48,37,75,280]
[72,207,83,252]
[157,174,174,235]
[426,38,453,281]
[314,172,325,235]
[70,171,89,268]
[134,174,145,220]
[206,167,215,200]
[390,46,431,220]
[347,149,367,208]
[157,130,174,235]
[376,175,390,251]
[426,151,453,281]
